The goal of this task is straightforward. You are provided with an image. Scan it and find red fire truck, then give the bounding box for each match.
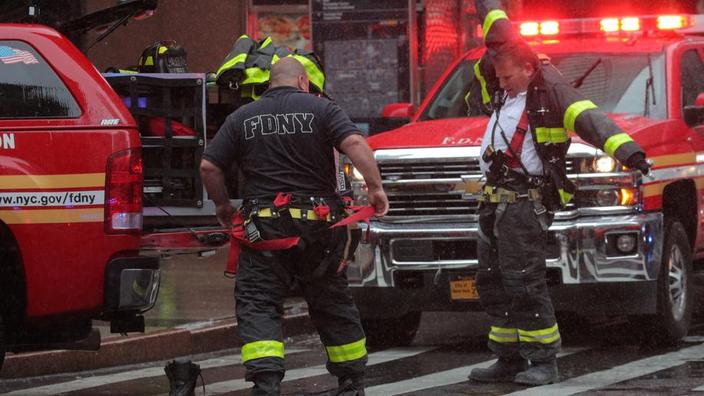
[0,24,159,370]
[343,14,704,346]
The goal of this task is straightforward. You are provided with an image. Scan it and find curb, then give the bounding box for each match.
[1,312,315,379]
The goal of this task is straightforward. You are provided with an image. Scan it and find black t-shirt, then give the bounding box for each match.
[202,86,362,198]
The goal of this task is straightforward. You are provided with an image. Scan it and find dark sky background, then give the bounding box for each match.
[519,0,700,19]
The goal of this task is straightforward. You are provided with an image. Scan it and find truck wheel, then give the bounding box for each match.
[633,220,693,345]
[362,312,421,349]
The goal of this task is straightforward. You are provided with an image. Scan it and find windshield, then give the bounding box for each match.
[418,52,666,121]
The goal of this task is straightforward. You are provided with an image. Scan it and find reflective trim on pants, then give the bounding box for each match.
[242,340,285,363]
[489,326,519,343]
[518,324,561,344]
[326,337,367,363]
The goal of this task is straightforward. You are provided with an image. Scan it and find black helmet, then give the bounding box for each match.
[138,40,188,73]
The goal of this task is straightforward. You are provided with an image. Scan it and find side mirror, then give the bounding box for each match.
[373,103,414,134]
[382,102,415,119]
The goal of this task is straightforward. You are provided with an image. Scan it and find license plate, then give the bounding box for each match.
[450,277,479,300]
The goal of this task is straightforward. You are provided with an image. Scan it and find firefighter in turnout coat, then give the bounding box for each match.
[467,0,651,386]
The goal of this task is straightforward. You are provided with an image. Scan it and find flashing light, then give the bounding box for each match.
[520,22,540,36]
[600,18,620,32]
[540,21,560,35]
[515,14,694,38]
[620,17,641,32]
[658,15,687,30]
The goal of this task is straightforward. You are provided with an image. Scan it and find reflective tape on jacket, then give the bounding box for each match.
[518,324,560,344]
[563,100,598,132]
[292,54,325,92]
[558,188,573,205]
[243,66,270,85]
[535,127,569,143]
[474,60,491,105]
[483,9,508,37]
[241,340,285,362]
[488,326,518,343]
[217,53,248,77]
[326,337,367,363]
[604,133,634,157]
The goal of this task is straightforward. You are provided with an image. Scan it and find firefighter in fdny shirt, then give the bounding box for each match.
[200,57,388,396]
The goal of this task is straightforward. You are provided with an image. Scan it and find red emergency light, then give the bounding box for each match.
[513,14,694,38]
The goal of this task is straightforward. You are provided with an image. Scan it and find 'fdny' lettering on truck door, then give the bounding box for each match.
[244,113,315,140]
[1,133,15,149]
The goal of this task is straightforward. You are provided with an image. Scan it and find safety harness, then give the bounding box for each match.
[226,193,374,277]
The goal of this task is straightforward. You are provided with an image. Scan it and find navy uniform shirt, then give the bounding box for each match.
[202,86,362,199]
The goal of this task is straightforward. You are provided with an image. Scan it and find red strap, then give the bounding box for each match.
[506,108,530,168]
[274,192,292,208]
[331,205,375,228]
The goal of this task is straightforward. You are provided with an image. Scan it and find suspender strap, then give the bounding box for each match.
[506,107,530,169]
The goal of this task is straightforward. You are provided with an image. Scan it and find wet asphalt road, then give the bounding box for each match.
[3,312,704,395]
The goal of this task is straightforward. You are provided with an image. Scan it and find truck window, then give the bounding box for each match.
[679,49,704,110]
[419,52,666,121]
[0,40,81,119]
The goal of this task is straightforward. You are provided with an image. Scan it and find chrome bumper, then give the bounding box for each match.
[348,212,663,286]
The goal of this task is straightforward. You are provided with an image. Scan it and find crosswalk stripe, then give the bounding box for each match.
[365,349,582,395]
[506,343,704,396]
[202,347,434,395]
[3,348,308,396]
[693,384,704,391]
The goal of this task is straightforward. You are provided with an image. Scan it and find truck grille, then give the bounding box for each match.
[381,160,481,218]
[379,158,577,218]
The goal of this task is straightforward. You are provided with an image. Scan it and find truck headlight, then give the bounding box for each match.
[593,155,617,173]
[343,162,368,205]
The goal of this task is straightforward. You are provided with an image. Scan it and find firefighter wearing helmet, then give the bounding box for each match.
[466,0,651,386]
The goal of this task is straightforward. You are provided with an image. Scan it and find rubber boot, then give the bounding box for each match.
[468,358,529,383]
[514,359,559,385]
[252,371,283,396]
[164,358,201,396]
[306,376,365,396]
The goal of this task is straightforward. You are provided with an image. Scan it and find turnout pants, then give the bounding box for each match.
[235,216,367,389]
[476,199,561,362]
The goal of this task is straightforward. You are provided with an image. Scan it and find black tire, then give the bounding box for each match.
[362,312,421,349]
[633,220,693,346]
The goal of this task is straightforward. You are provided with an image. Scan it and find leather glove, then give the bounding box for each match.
[626,153,651,175]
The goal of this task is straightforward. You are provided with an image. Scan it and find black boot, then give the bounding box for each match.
[306,376,365,396]
[164,358,201,396]
[252,371,283,396]
[514,359,559,385]
[468,358,528,383]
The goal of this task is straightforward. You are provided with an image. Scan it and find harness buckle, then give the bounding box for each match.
[244,219,262,243]
[274,192,292,208]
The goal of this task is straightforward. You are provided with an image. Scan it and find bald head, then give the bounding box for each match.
[270,57,309,91]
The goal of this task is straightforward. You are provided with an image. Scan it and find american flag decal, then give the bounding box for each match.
[0,46,39,65]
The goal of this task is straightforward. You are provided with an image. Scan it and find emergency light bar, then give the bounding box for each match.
[515,14,694,37]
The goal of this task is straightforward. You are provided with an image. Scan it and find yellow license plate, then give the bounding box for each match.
[450,278,479,300]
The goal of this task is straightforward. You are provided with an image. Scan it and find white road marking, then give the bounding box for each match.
[203,347,434,395]
[507,343,704,396]
[365,349,581,395]
[693,384,704,391]
[3,348,307,396]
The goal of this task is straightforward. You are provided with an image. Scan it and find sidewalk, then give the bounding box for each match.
[1,249,313,379]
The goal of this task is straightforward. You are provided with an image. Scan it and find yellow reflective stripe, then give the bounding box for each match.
[563,100,598,131]
[158,46,168,55]
[242,67,270,85]
[535,127,569,143]
[558,188,573,205]
[260,37,273,48]
[326,338,367,363]
[241,340,284,363]
[604,133,634,157]
[474,60,490,105]
[217,53,248,76]
[518,324,561,344]
[489,326,518,343]
[0,173,105,189]
[0,208,103,225]
[483,9,509,37]
[144,56,154,66]
[292,54,325,92]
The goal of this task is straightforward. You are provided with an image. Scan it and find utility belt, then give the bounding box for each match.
[477,185,542,204]
[226,192,374,277]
